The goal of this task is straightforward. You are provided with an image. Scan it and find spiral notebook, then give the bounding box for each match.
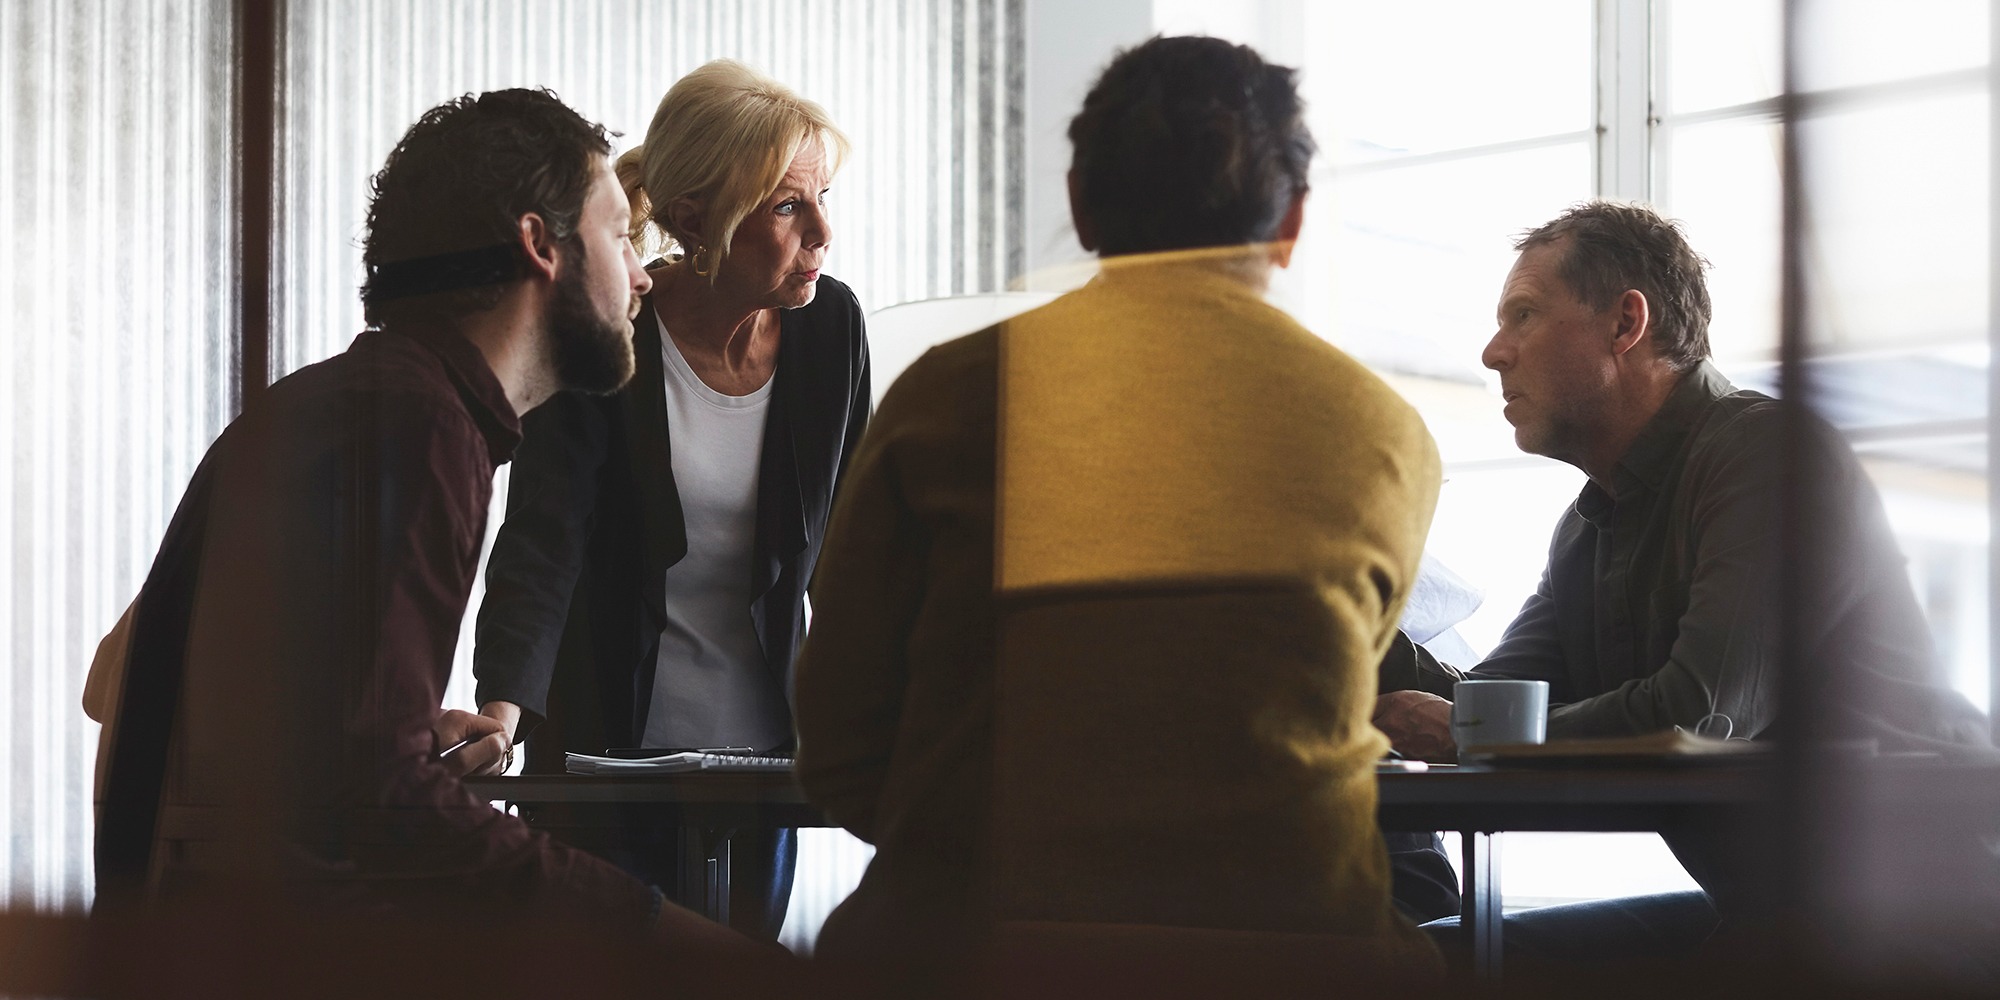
[564,750,794,774]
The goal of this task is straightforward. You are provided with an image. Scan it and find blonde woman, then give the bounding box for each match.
[471,60,867,939]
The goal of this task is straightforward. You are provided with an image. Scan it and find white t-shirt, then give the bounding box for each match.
[640,313,791,750]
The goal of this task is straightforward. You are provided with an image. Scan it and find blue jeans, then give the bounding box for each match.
[1385,831,1461,924]
[1422,890,1720,967]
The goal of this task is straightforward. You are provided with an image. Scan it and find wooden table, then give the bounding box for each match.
[466,759,1996,975]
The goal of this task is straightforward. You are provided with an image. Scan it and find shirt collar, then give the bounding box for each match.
[1575,360,1736,522]
[386,325,524,465]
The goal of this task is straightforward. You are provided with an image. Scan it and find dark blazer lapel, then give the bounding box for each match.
[625,294,687,633]
[750,315,810,669]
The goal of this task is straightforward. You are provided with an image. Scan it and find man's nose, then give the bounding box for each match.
[628,244,653,295]
[1481,330,1510,371]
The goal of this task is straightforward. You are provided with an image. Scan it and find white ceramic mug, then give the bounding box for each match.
[1450,679,1549,757]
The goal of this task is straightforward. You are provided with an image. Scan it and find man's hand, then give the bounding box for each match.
[1373,690,1457,763]
[433,709,510,777]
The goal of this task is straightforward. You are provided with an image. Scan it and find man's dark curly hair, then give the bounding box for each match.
[361,88,613,327]
[1516,201,1714,371]
[1067,35,1315,256]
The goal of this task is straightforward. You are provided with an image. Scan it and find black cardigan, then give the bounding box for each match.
[474,275,870,767]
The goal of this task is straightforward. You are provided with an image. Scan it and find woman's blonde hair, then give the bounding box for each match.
[615,60,849,280]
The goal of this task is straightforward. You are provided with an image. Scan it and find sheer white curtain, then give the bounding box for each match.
[3,0,1025,915]
[275,0,1025,377]
[0,0,239,911]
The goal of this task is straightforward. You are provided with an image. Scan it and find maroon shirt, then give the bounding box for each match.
[99,326,655,924]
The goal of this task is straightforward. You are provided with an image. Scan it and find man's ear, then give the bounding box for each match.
[1271,189,1308,269]
[1609,288,1651,357]
[1066,170,1098,253]
[516,212,559,283]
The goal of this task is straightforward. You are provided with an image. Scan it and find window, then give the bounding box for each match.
[1660,0,1992,717]
[1277,2,1603,663]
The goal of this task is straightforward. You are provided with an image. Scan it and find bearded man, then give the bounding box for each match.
[93,90,739,944]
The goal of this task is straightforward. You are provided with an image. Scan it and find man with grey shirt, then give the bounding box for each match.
[1375,200,1990,958]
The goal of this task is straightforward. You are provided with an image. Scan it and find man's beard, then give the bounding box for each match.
[545,262,636,395]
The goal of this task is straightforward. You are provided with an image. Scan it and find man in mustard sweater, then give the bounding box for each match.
[794,36,1443,983]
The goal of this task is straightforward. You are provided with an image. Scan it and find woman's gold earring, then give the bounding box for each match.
[691,245,713,277]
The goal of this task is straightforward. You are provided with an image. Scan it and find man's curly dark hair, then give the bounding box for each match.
[361,88,613,328]
[1067,35,1316,256]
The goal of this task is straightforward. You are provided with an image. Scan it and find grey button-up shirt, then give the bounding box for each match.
[1394,361,1989,752]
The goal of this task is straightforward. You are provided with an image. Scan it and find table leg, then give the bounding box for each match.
[677,825,732,925]
[1461,831,1502,978]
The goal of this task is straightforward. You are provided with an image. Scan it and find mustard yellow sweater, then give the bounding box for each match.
[796,257,1441,961]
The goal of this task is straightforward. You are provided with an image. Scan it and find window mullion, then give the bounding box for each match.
[1595,0,1653,200]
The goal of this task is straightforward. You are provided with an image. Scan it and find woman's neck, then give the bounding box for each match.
[649,259,781,395]
[655,261,762,345]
